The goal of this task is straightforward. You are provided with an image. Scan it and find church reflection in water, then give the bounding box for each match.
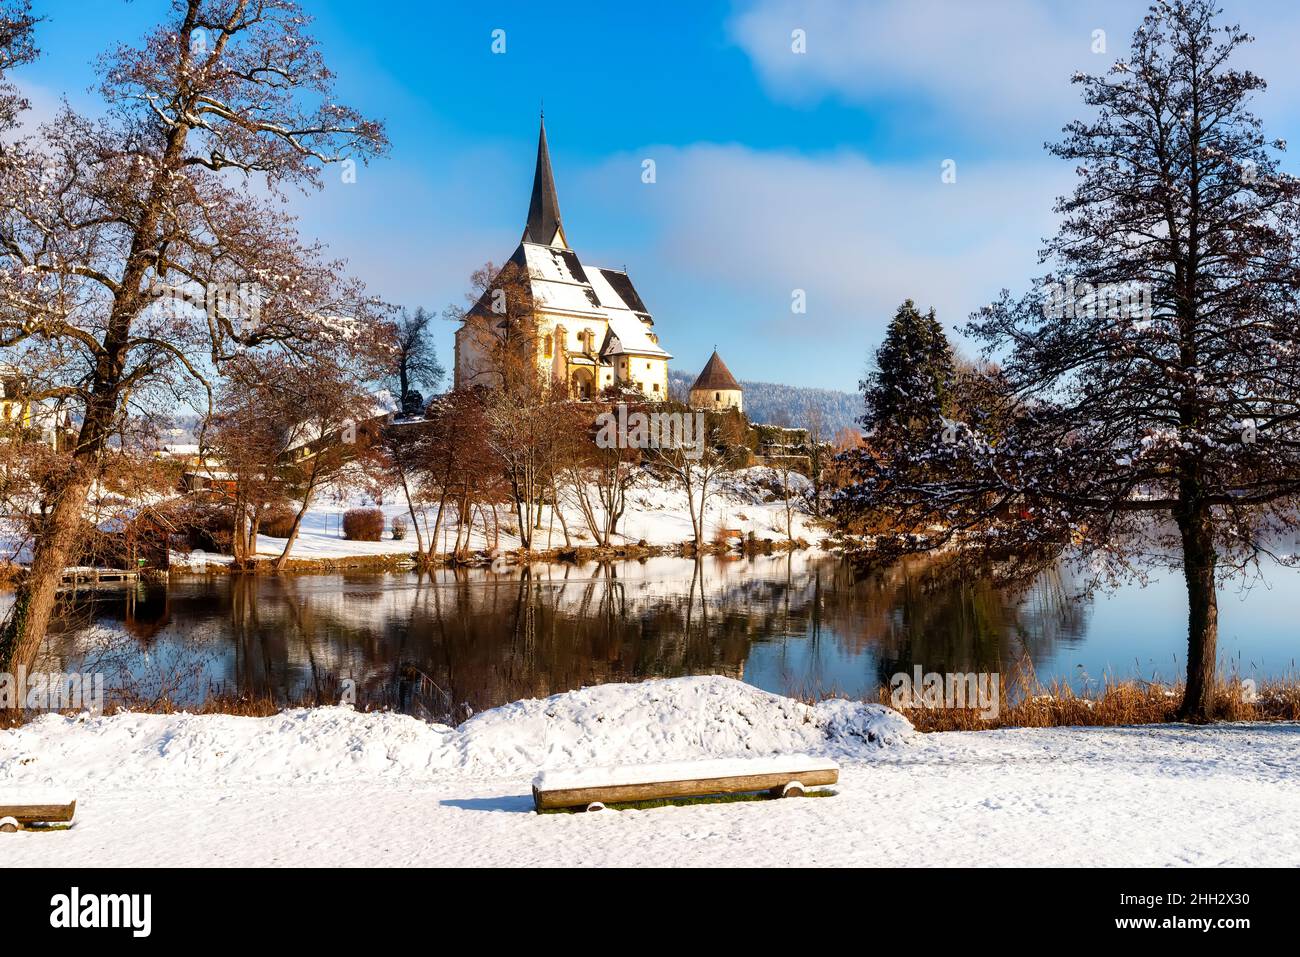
[43,552,1088,722]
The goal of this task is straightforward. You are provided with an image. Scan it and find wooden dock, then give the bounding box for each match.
[58,568,141,589]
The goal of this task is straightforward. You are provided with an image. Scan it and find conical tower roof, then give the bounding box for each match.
[690,350,741,392]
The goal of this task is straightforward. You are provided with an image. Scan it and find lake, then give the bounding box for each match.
[20,550,1299,720]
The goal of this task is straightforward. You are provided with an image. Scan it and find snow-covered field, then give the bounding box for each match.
[3,676,1296,867]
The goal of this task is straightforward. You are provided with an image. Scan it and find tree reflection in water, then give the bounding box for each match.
[41,553,1091,720]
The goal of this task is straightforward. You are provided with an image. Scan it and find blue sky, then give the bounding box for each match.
[14,0,1300,393]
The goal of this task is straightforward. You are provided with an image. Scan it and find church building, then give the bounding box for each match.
[453,116,672,399]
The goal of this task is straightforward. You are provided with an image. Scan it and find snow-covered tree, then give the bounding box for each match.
[859,299,955,443]
[835,0,1300,722]
[0,0,387,682]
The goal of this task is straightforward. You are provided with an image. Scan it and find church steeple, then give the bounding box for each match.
[523,113,566,247]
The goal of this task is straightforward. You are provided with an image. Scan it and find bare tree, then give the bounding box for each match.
[559,405,641,547]
[270,362,386,570]
[390,307,444,416]
[650,416,739,551]
[380,418,433,563]
[448,259,546,394]
[774,459,800,542]
[483,381,565,553]
[0,0,37,134]
[420,388,494,559]
[0,0,387,679]
[801,401,828,519]
[204,369,290,567]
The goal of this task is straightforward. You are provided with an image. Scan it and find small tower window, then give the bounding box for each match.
[715,392,721,401]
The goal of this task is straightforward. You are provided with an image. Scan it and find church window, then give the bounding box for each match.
[715,392,721,401]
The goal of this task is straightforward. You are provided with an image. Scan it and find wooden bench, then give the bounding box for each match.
[532,756,838,812]
[0,799,77,832]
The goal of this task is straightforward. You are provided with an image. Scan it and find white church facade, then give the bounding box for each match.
[453,117,672,399]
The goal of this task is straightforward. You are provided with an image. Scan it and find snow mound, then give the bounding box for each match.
[0,708,456,789]
[0,678,912,791]
[453,676,913,773]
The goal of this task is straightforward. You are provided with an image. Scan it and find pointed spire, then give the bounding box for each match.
[523,113,565,246]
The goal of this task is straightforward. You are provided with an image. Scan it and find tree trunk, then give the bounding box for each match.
[274,487,316,572]
[0,36,195,683]
[1176,501,1218,722]
[394,461,426,564]
[551,477,571,548]
[0,463,96,695]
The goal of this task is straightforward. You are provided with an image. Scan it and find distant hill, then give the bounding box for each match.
[668,371,860,433]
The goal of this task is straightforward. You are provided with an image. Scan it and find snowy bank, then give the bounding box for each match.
[4,678,1300,867]
[167,466,825,570]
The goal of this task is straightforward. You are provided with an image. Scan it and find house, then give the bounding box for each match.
[0,365,73,449]
[0,368,31,431]
[453,115,672,399]
[689,350,743,413]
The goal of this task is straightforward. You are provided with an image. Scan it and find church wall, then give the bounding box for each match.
[617,355,669,400]
[453,322,498,390]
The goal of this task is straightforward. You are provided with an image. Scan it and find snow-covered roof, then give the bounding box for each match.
[602,309,671,359]
[462,116,670,363]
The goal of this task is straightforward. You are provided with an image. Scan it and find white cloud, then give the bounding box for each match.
[577,144,1072,387]
[728,0,1124,135]
[727,0,1300,141]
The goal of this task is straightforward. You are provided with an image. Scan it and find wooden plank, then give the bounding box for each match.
[533,768,837,811]
[0,800,76,824]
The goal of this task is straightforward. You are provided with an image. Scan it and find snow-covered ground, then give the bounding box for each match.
[170,467,822,567]
[3,676,1296,867]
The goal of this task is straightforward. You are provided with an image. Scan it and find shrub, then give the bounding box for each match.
[391,516,407,541]
[175,498,233,553]
[260,504,298,539]
[342,507,385,541]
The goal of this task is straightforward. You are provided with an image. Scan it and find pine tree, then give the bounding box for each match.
[859,299,955,439]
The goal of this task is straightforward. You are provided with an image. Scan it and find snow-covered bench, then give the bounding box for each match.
[0,797,77,832]
[531,756,838,812]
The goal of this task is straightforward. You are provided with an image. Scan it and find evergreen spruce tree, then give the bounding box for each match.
[860,299,956,440]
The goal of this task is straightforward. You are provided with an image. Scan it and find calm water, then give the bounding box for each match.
[26,552,1300,719]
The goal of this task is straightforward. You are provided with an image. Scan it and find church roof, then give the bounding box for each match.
[463,116,669,360]
[691,351,741,392]
[600,309,669,358]
[522,116,565,246]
